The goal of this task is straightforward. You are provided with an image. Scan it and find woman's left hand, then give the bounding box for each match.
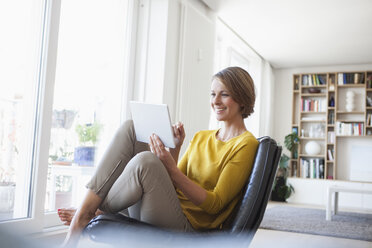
[149,134,177,172]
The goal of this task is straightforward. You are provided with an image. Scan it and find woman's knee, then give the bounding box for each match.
[134,151,161,166]
[127,151,163,173]
[117,119,134,136]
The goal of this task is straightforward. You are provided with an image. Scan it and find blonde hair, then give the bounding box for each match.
[213,67,256,118]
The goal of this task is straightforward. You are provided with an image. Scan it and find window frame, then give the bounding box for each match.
[0,0,140,233]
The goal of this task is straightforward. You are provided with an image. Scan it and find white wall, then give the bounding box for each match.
[273,63,372,211]
[211,19,273,138]
[134,0,277,155]
[131,0,215,155]
[165,0,216,152]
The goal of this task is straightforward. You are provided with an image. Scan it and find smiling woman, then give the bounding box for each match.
[211,67,256,142]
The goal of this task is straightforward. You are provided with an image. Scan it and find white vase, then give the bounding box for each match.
[345,103,355,112]
[345,90,355,112]
[305,141,321,155]
[346,91,355,98]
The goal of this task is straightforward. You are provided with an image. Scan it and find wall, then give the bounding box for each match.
[134,0,277,153]
[133,0,216,155]
[273,63,372,211]
[165,0,216,153]
[211,19,273,138]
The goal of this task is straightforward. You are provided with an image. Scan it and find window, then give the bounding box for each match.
[0,0,45,222]
[45,0,129,213]
[0,0,137,231]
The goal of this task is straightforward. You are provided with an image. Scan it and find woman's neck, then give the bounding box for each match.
[217,120,247,142]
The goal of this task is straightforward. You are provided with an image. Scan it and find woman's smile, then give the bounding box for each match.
[210,79,241,122]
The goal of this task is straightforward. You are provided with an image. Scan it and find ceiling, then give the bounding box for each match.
[203,0,372,69]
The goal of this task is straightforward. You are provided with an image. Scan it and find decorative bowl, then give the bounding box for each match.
[308,88,321,93]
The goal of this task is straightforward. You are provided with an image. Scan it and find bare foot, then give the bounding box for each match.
[58,208,76,226]
[58,208,103,226]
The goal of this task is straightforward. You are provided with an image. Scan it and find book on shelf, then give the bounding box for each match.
[327,131,335,143]
[290,162,297,177]
[367,74,372,88]
[301,158,324,179]
[327,149,334,161]
[328,112,335,124]
[367,113,372,126]
[335,122,364,136]
[318,75,326,85]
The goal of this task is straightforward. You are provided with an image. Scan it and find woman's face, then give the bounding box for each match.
[210,78,242,122]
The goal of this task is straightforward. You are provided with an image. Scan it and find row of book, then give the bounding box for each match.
[301,98,327,112]
[367,113,372,126]
[302,74,326,86]
[337,73,364,85]
[335,122,364,136]
[328,112,335,125]
[327,131,335,144]
[300,158,325,179]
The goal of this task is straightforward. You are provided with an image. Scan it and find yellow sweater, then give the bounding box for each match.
[176,129,259,230]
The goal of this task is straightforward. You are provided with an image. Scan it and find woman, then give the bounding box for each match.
[60,66,259,246]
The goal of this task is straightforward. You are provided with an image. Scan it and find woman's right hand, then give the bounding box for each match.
[172,122,185,148]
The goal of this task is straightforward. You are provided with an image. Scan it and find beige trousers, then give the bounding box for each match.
[86,120,193,232]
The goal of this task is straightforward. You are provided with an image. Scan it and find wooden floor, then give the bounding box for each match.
[250,202,372,248]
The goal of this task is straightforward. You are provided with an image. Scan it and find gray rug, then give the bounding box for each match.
[259,205,372,242]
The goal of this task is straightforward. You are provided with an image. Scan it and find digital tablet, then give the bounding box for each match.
[129,101,176,148]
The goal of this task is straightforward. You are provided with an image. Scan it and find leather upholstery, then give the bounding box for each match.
[82,136,281,243]
[229,136,281,236]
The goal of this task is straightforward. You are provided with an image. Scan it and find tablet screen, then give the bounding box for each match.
[130,101,176,148]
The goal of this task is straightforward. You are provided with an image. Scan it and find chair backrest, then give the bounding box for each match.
[227,136,281,235]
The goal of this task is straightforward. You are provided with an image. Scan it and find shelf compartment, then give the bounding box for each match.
[336,135,365,137]
[338,84,366,88]
[299,137,325,140]
[299,154,325,158]
[300,120,326,123]
[301,93,327,97]
[336,119,364,122]
[301,111,326,114]
[301,85,327,88]
[337,111,365,114]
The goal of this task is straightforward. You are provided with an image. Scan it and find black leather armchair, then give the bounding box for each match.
[82,136,281,246]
